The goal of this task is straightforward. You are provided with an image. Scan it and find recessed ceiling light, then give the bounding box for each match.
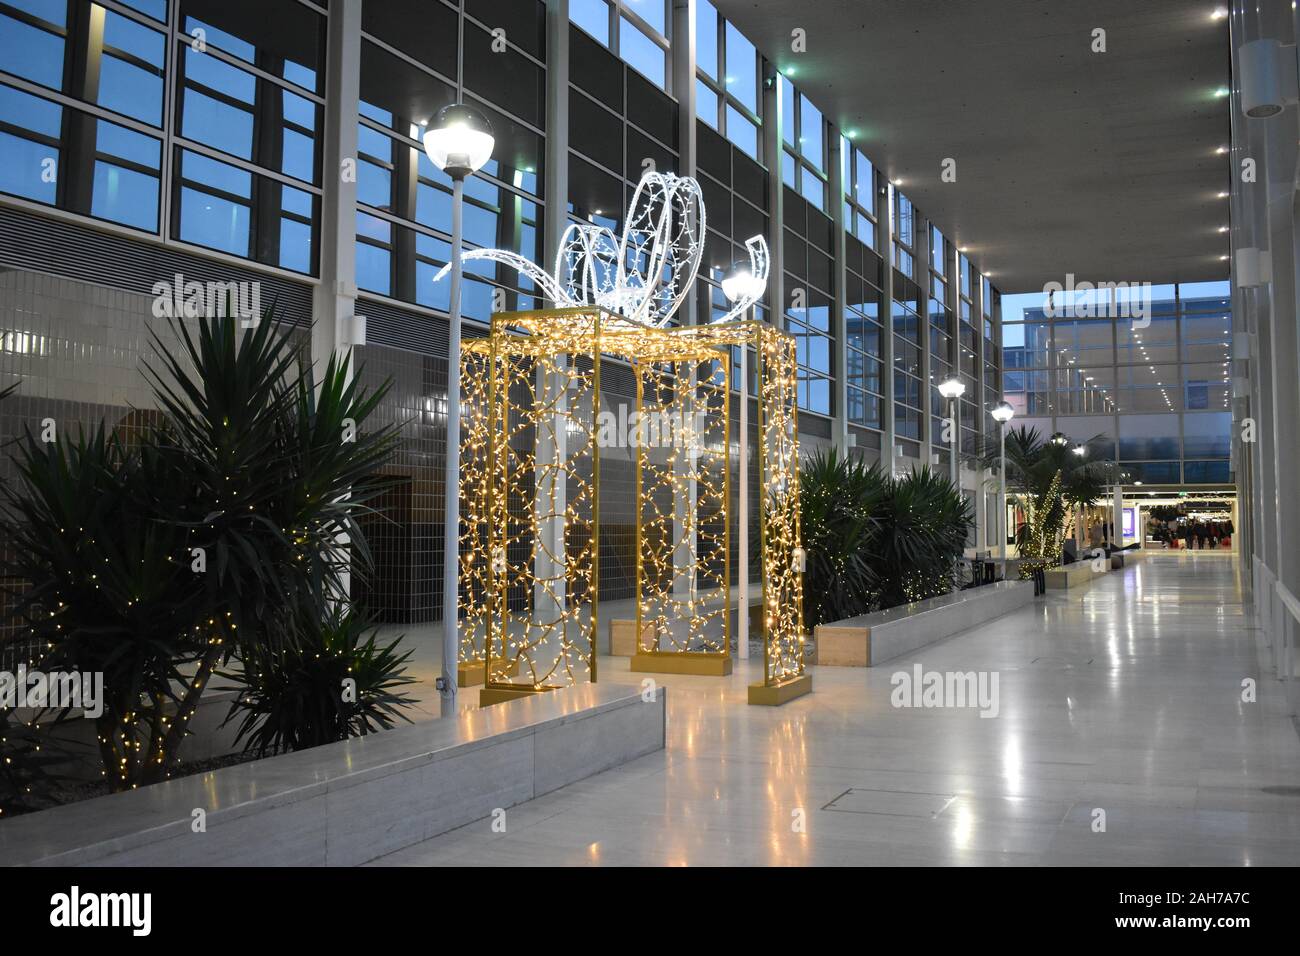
[1211,7,1228,19]
[1215,146,1228,154]
[1218,225,1229,232]
[1217,191,1230,198]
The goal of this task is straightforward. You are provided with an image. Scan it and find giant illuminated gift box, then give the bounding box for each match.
[440,172,810,706]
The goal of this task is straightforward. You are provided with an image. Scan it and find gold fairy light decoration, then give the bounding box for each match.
[444,171,807,705]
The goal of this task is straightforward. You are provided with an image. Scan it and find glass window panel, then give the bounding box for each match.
[0,128,58,204]
[725,22,757,113]
[5,0,65,24]
[181,0,323,91]
[799,94,823,170]
[626,0,665,36]
[696,80,718,128]
[1183,412,1231,458]
[619,18,664,88]
[724,104,757,159]
[696,0,718,79]
[0,12,64,89]
[117,0,167,21]
[181,88,254,159]
[570,0,610,45]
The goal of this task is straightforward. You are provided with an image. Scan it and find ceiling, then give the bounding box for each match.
[711,0,1233,292]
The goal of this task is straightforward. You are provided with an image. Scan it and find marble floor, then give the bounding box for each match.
[372,552,1300,865]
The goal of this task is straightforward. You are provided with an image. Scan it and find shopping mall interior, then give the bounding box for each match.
[0,0,1296,879]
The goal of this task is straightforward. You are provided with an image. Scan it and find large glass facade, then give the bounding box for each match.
[1001,281,1232,484]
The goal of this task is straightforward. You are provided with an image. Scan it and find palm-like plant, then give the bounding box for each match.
[980,426,1114,566]
[799,449,884,626]
[800,453,974,624]
[221,607,417,755]
[872,466,974,607]
[0,311,402,790]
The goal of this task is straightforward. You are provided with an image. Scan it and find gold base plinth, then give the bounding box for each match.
[479,684,557,707]
[747,673,813,706]
[630,651,733,676]
[458,659,520,687]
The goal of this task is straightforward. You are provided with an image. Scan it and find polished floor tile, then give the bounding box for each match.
[372,553,1300,866]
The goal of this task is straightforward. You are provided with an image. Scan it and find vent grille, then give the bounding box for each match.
[0,206,313,325]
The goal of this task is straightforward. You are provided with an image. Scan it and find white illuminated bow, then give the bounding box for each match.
[433,170,768,327]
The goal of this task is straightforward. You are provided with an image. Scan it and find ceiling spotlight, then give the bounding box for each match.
[1215,146,1228,154]
[1218,225,1229,233]
[1217,191,1230,198]
[1211,6,1228,19]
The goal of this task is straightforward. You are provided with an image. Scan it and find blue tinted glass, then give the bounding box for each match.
[356,242,391,294]
[184,18,256,63]
[569,0,609,45]
[696,0,718,79]
[116,0,166,21]
[416,182,451,231]
[626,0,664,35]
[724,22,756,113]
[182,89,253,158]
[0,131,57,204]
[725,105,757,159]
[282,128,314,182]
[179,187,249,255]
[855,151,874,214]
[0,82,62,136]
[282,61,316,91]
[184,49,256,102]
[359,100,393,125]
[782,151,796,188]
[283,91,316,130]
[357,160,391,208]
[95,120,160,168]
[620,18,664,88]
[5,0,65,25]
[356,211,390,243]
[358,124,392,161]
[801,167,824,210]
[464,202,499,249]
[104,11,163,62]
[182,150,251,196]
[279,216,312,272]
[99,54,163,125]
[282,185,312,217]
[0,14,64,89]
[800,94,823,170]
[92,162,158,230]
[696,80,718,128]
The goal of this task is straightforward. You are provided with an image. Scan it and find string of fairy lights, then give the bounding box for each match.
[455,308,806,694]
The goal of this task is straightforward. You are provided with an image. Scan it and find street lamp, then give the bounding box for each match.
[1072,443,1087,457]
[425,103,494,718]
[722,263,764,662]
[937,377,965,487]
[1050,431,1068,447]
[991,401,1015,581]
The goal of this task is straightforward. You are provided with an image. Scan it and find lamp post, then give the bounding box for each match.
[937,377,965,488]
[991,401,1015,581]
[722,264,765,662]
[425,103,494,718]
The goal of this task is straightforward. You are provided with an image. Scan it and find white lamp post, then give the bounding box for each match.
[425,103,494,718]
[991,401,1015,581]
[937,377,965,488]
[721,264,764,662]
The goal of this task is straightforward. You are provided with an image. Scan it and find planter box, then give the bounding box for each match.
[0,682,666,867]
[813,580,1035,667]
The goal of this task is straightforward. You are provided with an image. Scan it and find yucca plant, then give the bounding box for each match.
[0,310,402,790]
[221,607,417,755]
[870,466,974,608]
[799,449,884,626]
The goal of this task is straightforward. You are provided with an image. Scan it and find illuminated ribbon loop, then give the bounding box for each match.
[433,170,770,327]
